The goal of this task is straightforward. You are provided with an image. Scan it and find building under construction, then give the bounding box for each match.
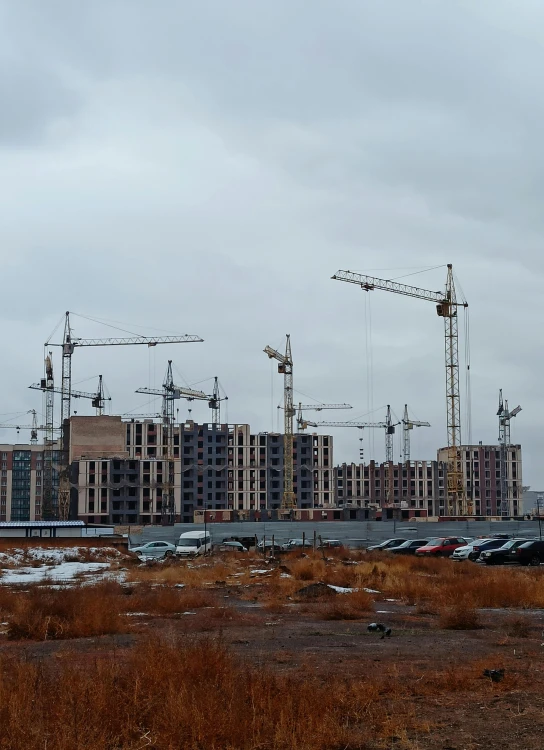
[0,415,523,523]
[70,416,332,525]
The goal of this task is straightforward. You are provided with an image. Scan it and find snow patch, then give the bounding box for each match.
[0,562,112,585]
[328,585,355,594]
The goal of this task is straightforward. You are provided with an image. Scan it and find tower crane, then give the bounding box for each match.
[30,369,111,520]
[209,377,228,426]
[304,406,400,461]
[136,363,210,525]
[296,402,352,431]
[46,312,203,522]
[402,405,431,463]
[0,410,41,444]
[49,312,203,425]
[29,375,111,416]
[497,390,521,516]
[332,264,469,515]
[264,335,295,512]
[305,406,400,504]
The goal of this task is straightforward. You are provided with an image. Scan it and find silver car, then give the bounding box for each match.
[130,541,177,559]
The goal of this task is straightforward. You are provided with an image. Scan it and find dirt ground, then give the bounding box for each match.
[2,591,543,749]
[1,550,544,749]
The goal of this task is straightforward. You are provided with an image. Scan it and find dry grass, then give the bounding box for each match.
[123,583,218,615]
[4,582,127,640]
[503,614,534,638]
[319,589,374,620]
[438,603,482,630]
[0,634,504,750]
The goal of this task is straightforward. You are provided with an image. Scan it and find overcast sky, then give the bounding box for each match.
[0,1,541,485]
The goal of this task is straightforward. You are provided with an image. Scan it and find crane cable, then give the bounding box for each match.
[365,294,375,459]
[464,306,472,446]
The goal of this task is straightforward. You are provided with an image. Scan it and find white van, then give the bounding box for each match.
[176,530,212,557]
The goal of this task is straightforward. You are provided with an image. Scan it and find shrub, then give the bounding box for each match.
[438,604,482,630]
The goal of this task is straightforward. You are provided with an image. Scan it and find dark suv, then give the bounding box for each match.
[509,540,544,566]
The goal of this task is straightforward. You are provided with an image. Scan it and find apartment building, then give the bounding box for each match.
[437,444,523,517]
[0,444,60,522]
[73,418,333,525]
[334,460,440,517]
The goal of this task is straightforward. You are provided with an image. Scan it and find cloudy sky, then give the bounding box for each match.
[0,1,541,485]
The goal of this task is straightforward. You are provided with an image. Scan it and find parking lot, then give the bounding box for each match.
[128,518,543,550]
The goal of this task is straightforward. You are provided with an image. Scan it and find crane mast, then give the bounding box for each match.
[497,390,521,516]
[307,406,399,504]
[43,353,55,520]
[332,264,468,515]
[264,335,295,512]
[136,366,212,525]
[162,362,176,526]
[209,377,228,426]
[402,405,431,463]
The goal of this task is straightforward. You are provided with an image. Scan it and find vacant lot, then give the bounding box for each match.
[1,548,543,749]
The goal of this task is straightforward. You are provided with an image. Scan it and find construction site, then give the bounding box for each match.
[0,266,525,527]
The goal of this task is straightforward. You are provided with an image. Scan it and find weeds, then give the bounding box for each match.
[0,636,428,749]
[438,603,482,630]
[6,582,127,640]
[319,589,374,620]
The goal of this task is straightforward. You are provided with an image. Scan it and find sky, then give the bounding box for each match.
[0,1,541,484]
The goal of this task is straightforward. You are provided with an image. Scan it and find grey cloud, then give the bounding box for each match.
[0,0,542,485]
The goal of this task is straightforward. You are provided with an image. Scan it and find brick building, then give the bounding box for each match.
[437,443,522,517]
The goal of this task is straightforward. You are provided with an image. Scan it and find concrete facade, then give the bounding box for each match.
[75,419,333,525]
[334,460,439,517]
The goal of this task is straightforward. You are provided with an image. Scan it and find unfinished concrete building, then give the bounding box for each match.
[334,460,439,518]
[72,417,333,525]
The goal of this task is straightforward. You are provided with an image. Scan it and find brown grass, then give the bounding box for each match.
[438,603,482,630]
[5,582,127,640]
[319,589,374,620]
[0,634,521,750]
[123,583,218,615]
[0,635,451,750]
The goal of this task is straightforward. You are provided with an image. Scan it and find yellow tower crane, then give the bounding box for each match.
[264,335,295,513]
[332,264,469,516]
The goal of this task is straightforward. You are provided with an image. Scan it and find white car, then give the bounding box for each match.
[451,539,493,561]
[130,541,177,559]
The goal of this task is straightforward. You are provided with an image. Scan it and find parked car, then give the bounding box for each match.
[479,539,535,565]
[222,536,256,549]
[452,538,506,562]
[366,539,407,552]
[508,539,544,566]
[217,541,248,553]
[319,539,343,549]
[415,537,469,557]
[282,538,315,550]
[388,539,430,555]
[257,540,284,554]
[130,541,177,559]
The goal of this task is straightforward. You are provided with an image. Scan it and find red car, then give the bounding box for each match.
[415,537,469,557]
